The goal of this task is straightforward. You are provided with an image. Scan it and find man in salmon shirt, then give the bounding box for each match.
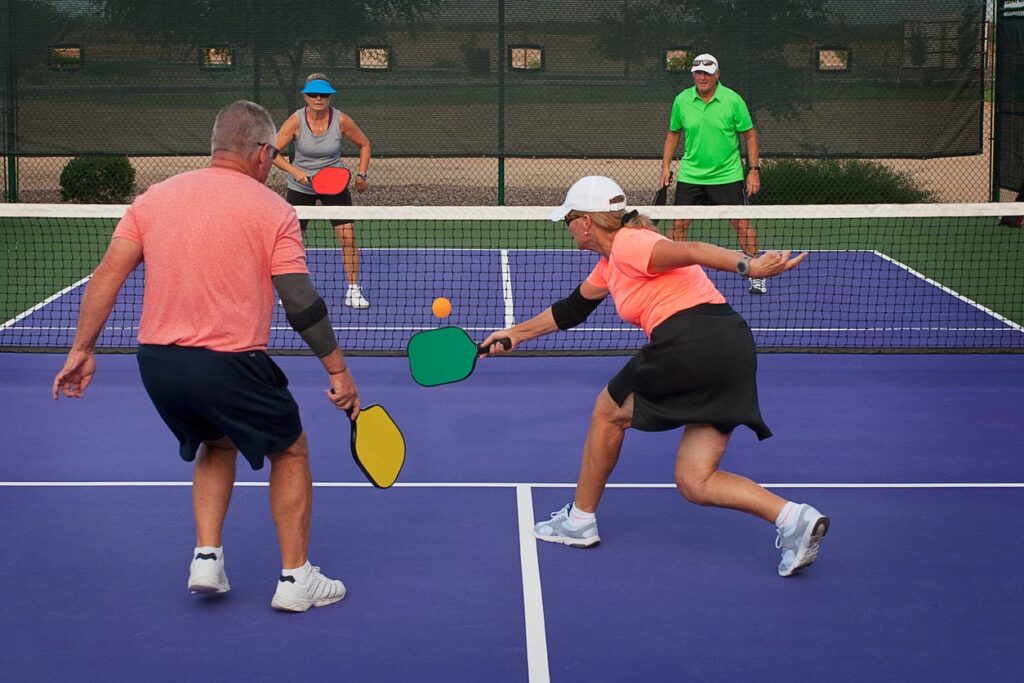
[52,101,358,612]
[481,176,830,578]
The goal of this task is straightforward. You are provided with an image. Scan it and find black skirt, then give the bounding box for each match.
[606,303,772,440]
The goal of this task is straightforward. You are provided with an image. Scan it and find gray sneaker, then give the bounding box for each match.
[749,277,767,295]
[776,504,829,577]
[533,503,600,548]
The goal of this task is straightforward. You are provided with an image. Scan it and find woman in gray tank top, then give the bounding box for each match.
[273,74,373,309]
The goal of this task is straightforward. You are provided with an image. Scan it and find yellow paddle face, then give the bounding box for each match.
[351,405,405,488]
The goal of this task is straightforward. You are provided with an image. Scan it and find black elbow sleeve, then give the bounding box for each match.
[551,285,602,330]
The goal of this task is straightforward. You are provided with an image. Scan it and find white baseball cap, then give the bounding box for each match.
[691,53,719,75]
[550,176,628,221]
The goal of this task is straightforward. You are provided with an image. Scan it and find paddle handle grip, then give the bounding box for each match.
[478,337,511,354]
[328,389,356,421]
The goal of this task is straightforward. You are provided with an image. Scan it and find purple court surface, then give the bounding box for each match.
[2,352,1022,681]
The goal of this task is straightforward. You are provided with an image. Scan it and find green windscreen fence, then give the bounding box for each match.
[1,0,985,160]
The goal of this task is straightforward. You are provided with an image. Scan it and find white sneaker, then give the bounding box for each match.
[271,566,347,612]
[188,550,230,594]
[344,284,370,309]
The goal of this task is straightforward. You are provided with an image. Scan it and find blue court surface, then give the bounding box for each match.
[3,248,1022,351]
[2,352,1022,682]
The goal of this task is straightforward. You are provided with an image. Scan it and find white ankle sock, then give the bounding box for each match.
[565,504,596,530]
[775,502,799,532]
[282,560,313,584]
[194,545,222,559]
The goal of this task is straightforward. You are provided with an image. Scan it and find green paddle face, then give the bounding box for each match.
[407,326,481,387]
[350,405,405,489]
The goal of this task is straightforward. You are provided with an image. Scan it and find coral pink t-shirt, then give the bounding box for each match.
[112,167,306,352]
[586,227,725,337]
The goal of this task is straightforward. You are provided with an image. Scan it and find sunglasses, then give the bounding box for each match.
[262,143,280,160]
[564,213,583,227]
[305,92,332,99]
[692,59,716,67]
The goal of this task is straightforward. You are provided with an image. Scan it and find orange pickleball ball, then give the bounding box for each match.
[431,296,452,319]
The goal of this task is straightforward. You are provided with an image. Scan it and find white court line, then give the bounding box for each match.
[500,249,516,328]
[2,481,1023,488]
[517,485,550,683]
[1,275,91,330]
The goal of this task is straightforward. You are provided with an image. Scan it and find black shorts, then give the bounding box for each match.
[136,344,303,470]
[674,179,748,206]
[286,187,354,231]
[606,304,772,439]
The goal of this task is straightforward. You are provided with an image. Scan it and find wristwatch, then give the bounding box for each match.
[736,255,752,276]
[749,165,760,172]
[356,172,368,180]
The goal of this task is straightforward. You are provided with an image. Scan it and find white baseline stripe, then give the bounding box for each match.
[2,481,1023,489]
[517,485,550,683]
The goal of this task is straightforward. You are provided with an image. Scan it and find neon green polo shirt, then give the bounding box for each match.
[669,83,754,185]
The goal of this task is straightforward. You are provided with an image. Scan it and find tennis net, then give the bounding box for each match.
[2,203,1022,353]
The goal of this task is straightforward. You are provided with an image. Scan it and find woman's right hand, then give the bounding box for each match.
[291,168,309,184]
[749,250,808,278]
[479,331,516,356]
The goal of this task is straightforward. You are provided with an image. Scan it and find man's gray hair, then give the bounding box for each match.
[210,100,276,155]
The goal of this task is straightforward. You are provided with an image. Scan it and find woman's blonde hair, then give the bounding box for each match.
[588,209,657,233]
[306,72,331,84]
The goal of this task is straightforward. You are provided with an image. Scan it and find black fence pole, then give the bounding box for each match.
[992,5,1000,201]
[497,0,505,206]
[2,0,18,202]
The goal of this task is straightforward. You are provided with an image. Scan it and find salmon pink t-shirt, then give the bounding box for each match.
[112,167,307,352]
[586,227,725,337]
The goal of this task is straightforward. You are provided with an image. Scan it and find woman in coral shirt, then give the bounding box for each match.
[482,176,827,578]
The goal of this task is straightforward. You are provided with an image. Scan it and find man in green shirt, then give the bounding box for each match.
[661,54,766,294]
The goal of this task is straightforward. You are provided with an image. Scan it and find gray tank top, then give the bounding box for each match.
[287,107,346,194]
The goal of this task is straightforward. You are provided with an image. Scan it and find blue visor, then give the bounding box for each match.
[301,79,337,95]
